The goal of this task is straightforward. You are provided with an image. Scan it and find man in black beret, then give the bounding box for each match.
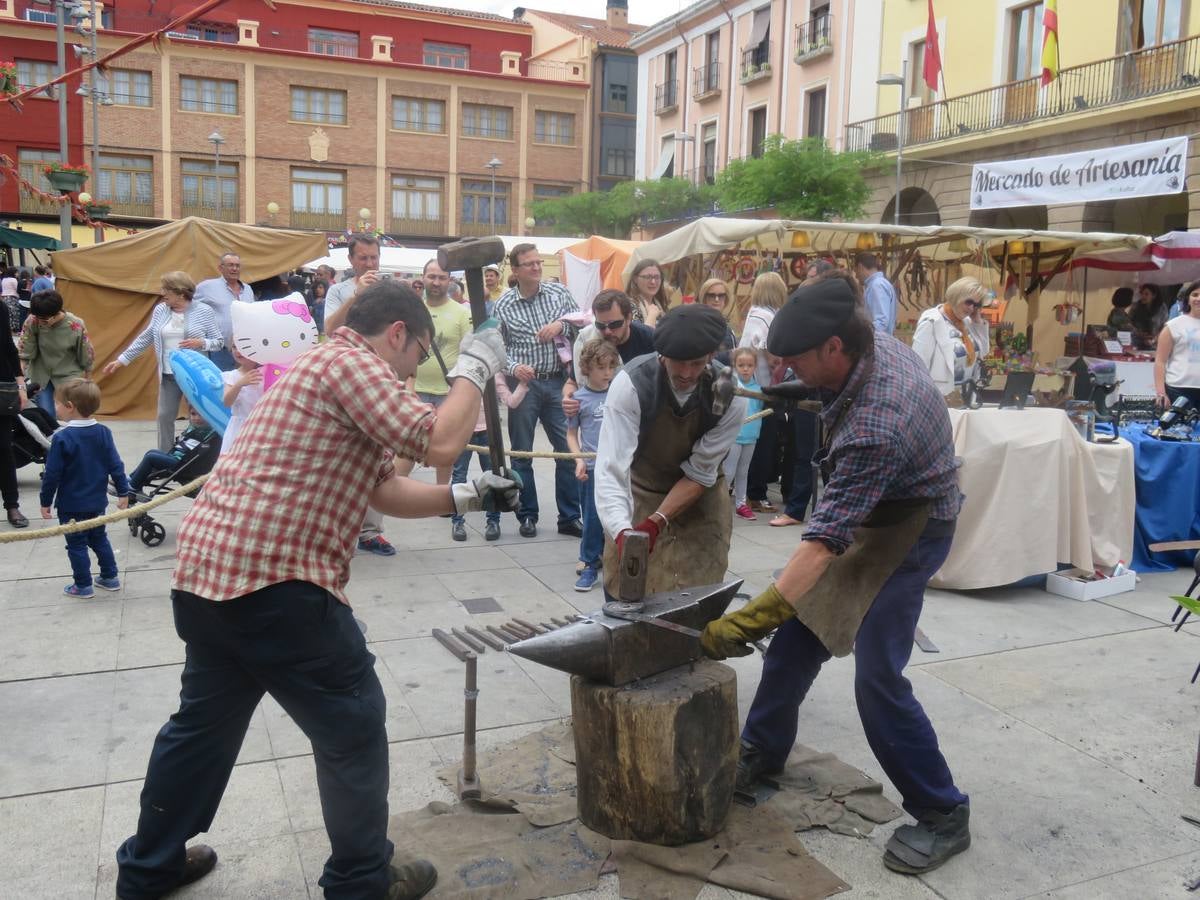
[701,275,971,876]
[593,303,747,596]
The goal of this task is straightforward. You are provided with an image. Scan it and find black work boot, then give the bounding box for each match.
[735,740,783,793]
[386,860,438,900]
[883,803,971,874]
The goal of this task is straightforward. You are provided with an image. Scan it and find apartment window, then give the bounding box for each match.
[17,148,61,214]
[909,40,933,102]
[185,21,237,43]
[24,8,56,23]
[665,49,678,86]
[702,31,721,92]
[181,159,238,221]
[805,87,826,139]
[97,154,154,215]
[291,168,346,229]
[603,55,634,113]
[534,184,572,202]
[424,42,469,69]
[1124,0,1184,48]
[290,86,347,125]
[108,69,152,107]
[745,6,771,67]
[180,76,237,115]
[391,175,444,226]
[16,59,56,99]
[309,28,358,57]
[1008,2,1044,81]
[600,120,635,177]
[749,107,768,158]
[462,103,513,139]
[701,122,717,184]
[461,179,510,229]
[392,97,445,133]
[534,111,575,145]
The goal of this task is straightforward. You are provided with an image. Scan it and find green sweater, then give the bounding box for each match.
[18,312,95,386]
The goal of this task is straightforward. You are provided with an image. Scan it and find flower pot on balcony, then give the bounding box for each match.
[85,203,111,221]
[45,170,87,193]
[1,74,17,97]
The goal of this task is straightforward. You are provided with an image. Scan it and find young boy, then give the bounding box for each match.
[128,406,214,496]
[39,378,130,598]
[566,339,619,591]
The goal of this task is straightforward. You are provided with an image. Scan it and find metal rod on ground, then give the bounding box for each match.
[457,652,481,800]
[452,627,486,654]
[513,617,547,635]
[466,625,506,651]
[487,625,518,645]
[433,628,471,662]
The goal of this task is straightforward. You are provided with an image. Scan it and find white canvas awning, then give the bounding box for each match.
[746,6,770,48]
[652,143,676,180]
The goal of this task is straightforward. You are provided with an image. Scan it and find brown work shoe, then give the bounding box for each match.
[177,844,217,889]
[386,860,438,900]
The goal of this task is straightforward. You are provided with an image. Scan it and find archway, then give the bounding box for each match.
[881,187,942,226]
[968,205,1048,230]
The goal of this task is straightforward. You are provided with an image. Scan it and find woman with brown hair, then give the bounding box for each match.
[625,258,671,327]
[739,271,789,513]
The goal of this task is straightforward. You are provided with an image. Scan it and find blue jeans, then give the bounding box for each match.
[742,524,967,817]
[130,449,179,493]
[450,430,500,527]
[783,409,817,520]
[505,374,580,526]
[578,470,603,567]
[34,380,55,417]
[116,582,392,900]
[59,511,117,588]
[208,348,236,372]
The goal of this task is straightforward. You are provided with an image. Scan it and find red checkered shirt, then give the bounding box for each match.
[173,327,435,603]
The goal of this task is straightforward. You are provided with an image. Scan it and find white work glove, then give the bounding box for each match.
[447,325,507,393]
[450,469,523,515]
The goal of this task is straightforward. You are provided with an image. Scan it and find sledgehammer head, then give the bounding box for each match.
[711,363,735,416]
[438,236,506,273]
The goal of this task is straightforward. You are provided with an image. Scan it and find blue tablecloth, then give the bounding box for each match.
[1119,423,1200,571]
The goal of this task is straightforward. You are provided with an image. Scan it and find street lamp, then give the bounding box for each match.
[208,131,225,218]
[486,157,502,233]
[877,60,908,227]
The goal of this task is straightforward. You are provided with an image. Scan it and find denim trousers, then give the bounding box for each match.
[742,525,968,817]
[59,511,116,588]
[578,470,603,567]
[208,348,236,372]
[129,449,179,493]
[34,380,55,417]
[782,409,817,520]
[115,582,392,900]
[746,410,781,502]
[450,429,500,527]
[505,374,580,525]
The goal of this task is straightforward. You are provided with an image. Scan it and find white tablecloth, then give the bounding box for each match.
[930,408,1135,590]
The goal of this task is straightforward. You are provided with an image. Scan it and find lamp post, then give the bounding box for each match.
[79,0,105,241]
[208,130,224,218]
[877,60,907,227]
[485,157,501,233]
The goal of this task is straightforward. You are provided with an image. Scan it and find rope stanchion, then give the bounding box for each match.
[0,474,210,544]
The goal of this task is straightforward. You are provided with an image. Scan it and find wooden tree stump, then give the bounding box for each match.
[570,660,738,845]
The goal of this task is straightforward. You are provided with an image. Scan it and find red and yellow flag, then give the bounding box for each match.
[1041,0,1060,86]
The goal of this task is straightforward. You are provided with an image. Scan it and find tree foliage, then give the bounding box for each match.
[712,136,882,221]
[529,178,716,238]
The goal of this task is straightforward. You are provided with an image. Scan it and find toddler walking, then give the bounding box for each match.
[566,339,619,591]
[39,378,130,597]
[725,347,763,520]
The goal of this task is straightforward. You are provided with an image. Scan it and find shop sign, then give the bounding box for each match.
[970,137,1187,210]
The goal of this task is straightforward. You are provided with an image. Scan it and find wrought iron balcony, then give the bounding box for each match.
[795,13,833,62]
[693,62,722,100]
[655,80,679,114]
[844,33,1200,153]
[389,215,448,238]
[291,210,346,231]
[740,43,773,83]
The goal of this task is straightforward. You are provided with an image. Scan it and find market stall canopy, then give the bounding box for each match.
[561,235,643,309]
[52,217,327,419]
[305,246,436,275]
[1066,231,1200,285]
[0,225,60,251]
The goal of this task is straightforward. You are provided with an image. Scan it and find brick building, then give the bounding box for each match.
[0,0,590,242]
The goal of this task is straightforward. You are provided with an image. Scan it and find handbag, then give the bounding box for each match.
[0,382,20,416]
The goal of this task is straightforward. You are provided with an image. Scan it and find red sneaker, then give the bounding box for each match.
[735,503,756,520]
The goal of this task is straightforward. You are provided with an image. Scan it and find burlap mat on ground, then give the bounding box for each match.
[412,721,891,899]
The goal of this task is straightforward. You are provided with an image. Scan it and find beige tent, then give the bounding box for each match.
[52,217,327,418]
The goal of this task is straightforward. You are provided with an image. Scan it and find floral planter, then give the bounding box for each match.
[46,170,87,193]
[85,203,111,220]
[0,74,17,97]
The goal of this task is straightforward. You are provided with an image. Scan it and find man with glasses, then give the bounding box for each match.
[194,252,255,371]
[561,289,656,417]
[493,243,583,538]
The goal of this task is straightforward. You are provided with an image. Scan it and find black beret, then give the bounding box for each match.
[653,303,728,359]
[767,278,858,356]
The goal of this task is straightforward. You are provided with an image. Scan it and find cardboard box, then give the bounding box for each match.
[1045,569,1137,602]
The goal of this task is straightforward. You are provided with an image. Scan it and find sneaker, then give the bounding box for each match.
[557,519,584,538]
[735,503,756,520]
[64,583,94,598]
[575,565,599,592]
[519,518,537,538]
[451,521,467,542]
[884,804,971,874]
[95,576,122,592]
[357,536,397,557]
[749,498,776,513]
[484,520,501,541]
[387,860,438,900]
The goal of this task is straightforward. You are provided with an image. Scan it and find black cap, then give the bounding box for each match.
[653,304,728,359]
[767,278,858,356]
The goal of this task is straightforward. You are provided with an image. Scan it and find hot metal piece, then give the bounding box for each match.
[507,579,744,686]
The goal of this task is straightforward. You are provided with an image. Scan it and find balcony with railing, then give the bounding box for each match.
[528,59,589,83]
[460,220,511,238]
[844,33,1200,153]
[740,42,773,84]
[291,210,346,231]
[655,80,679,114]
[693,62,722,101]
[389,215,448,238]
[180,201,240,223]
[795,13,833,63]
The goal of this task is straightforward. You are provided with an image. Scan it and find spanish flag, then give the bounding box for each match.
[1041,0,1059,86]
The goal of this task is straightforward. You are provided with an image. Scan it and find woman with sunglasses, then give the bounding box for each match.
[697,277,737,365]
[911,276,991,400]
[625,258,671,327]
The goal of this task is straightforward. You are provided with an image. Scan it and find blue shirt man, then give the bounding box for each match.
[193,252,255,370]
[855,253,897,334]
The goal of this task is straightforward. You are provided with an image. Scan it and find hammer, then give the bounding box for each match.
[438,236,508,475]
[711,364,820,415]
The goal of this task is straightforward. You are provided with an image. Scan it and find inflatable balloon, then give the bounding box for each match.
[168,348,230,436]
[231,293,319,389]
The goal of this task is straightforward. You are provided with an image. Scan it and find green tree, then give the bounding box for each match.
[529,177,716,238]
[713,136,882,221]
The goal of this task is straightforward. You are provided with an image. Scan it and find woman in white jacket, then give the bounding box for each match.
[911,276,990,398]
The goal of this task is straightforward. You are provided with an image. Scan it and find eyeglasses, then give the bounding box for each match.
[411,335,432,365]
[637,273,662,281]
[704,292,728,301]
[595,319,627,332]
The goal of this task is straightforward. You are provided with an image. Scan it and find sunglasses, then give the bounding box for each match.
[962,300,980,309]
[705,292,728,301]
[595,319,627,332]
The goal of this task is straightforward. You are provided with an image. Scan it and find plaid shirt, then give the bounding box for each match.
[493,281,578,376]
[173,327,435,603]
[804,332,961,554]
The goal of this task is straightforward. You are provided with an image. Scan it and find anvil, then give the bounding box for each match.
[507,579,743,685]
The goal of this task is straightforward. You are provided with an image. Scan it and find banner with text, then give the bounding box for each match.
[970,137,1188,210]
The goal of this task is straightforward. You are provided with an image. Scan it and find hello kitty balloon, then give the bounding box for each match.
[231,293,318,389]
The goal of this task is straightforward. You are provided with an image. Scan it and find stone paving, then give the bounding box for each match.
[2,417,1200,899]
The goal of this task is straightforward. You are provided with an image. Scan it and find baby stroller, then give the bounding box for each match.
[128,432,221,547]
[11,404,57,469]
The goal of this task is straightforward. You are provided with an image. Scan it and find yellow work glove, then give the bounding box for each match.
[701,585,794,660]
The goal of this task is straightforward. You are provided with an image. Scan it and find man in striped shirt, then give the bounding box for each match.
[493,243,583,538]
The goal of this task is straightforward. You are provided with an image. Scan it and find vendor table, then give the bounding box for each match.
[1120,423,1200,572]
[930,408,1135,590]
